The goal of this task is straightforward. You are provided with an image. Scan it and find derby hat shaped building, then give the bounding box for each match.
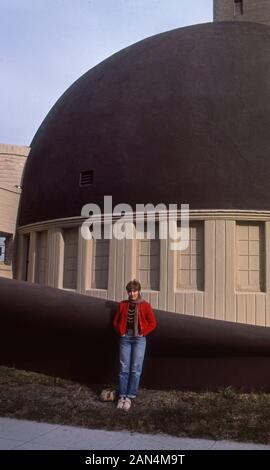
[14,2,270,328]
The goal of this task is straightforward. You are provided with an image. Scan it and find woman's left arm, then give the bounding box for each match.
[145,303,157,334]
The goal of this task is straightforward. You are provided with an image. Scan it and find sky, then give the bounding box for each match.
[0,0,213,146]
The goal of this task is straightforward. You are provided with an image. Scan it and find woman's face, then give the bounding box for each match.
[128,289,139,301]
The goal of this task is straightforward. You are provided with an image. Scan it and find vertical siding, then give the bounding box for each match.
[17,215,270,327]
[167,242,176,312]
[225,220,236,322]
[255,294,266,326]
[175,290,204,316]
[77,227,90,294]
[16,234,29,281]
[35,231,47,284]
[175,292,185,314]
[115,239,126,301]
[107,237,117,301]
[265,221,270,326]
[159,238,167,310]
[27,232,37,283]
[86,288,108,299]
[246,293,256,325]
[236,293,246,324]
[124,228,135,291]
[185,292,195,315]
[143,290,159,308]
[194,292,204,317]
[204,220,215,319]
[215,220,226,320]
[236,292,265,326]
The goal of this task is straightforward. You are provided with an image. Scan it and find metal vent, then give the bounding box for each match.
[80,170,94,186]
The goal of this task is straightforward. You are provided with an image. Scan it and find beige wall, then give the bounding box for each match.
[0,187,21,236]
[0,143,28,188]
[0,143,29,278]
[16,211,270,327]
[214,0,270,25]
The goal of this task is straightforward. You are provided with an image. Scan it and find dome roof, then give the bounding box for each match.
[19,21,270,226]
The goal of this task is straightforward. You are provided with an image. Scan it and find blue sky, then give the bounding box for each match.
[0,0,213,146]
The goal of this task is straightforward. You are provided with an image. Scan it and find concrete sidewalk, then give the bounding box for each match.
[0,417,270,450]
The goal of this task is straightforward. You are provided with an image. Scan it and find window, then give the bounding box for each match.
[91,238,109,289]
[236,222,265,292]
[176,222,204,290]
[80,170,94,186]
[63,228,78,289]
[137,225,160,290]
[0,234,12,265]
[0,237,5,262]
[234,0,243,16]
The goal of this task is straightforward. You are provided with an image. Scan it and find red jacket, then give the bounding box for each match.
[113,300,157,337]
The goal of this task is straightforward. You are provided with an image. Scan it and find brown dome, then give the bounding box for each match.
[19,21,270,226]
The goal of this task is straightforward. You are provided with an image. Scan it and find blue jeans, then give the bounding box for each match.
[118,331,146,399]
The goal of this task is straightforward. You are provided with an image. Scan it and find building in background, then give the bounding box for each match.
[0,144,29,278]
[214,0,270,25]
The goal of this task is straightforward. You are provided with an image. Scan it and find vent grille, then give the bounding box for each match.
[80,170,94,186]
[234,0,243,15]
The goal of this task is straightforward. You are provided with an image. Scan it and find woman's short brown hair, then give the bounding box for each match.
[126,279,141,292]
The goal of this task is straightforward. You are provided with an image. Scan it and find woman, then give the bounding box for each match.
[113,279,157,411]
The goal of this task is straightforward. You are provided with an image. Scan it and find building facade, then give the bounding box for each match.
[14,18,270,328]
[0,143,29,278]
[16,212,270,327]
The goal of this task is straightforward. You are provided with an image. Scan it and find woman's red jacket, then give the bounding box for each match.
[113,300,157,336]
